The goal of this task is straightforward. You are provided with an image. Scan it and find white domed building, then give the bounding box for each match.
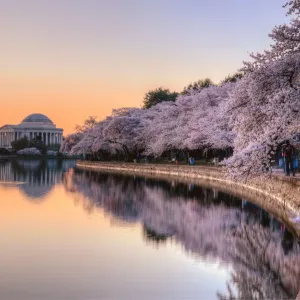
[0,113,63,148]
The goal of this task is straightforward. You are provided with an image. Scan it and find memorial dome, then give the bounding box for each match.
[21,113,53,124]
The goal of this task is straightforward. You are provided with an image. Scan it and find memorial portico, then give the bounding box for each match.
[0,113,63,149]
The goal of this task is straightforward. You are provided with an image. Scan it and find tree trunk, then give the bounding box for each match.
[122,145,129,162]
[184,149,189,164]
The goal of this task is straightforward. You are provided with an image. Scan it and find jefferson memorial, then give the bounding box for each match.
[0,113,63,149]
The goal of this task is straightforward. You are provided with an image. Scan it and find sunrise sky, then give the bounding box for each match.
[0,0,287,134]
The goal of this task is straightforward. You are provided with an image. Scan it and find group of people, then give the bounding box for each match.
[172,153,195,165]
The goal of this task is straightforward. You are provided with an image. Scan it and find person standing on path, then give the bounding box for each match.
[282,140,295,176]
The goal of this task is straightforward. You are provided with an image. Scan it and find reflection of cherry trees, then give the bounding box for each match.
[63,169,143,218]
[219,223,300,300]
[63,170,300,299]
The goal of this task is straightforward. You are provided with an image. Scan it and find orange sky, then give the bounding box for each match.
[0,65,235,134]
[1,74,149,133]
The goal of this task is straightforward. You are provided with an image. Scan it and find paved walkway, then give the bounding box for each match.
[272,168,300,183]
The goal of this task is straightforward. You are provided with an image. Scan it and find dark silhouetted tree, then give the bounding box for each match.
[11,136,29,150]
[143,87,178,109]
[222,73,244,84]
[182,78,214,95]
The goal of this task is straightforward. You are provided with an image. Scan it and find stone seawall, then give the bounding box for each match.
[76,161,300,238]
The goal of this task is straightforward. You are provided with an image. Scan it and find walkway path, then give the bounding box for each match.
[272,167,300,182]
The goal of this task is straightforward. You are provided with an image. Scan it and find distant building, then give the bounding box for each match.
[0,113,63,149]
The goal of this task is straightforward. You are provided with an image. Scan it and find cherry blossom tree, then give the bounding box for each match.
[70,127,97,156]
[68,108,146,160]
[183,83,235,151]
[224,53,300,178]
[60,116,97,154]
[224,0,300,178]
[101,115,140,160]
[141,83,236,157]
[142,101,181,156]
[60,132,84,154]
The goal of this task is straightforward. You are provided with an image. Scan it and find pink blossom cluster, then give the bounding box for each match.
[60,83,235,158]
[17,147,41,156]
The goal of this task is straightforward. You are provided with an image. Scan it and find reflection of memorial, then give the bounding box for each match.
[63,169,300,300]
[0,159,76,199]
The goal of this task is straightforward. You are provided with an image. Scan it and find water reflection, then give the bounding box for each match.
[0,159,76,199]
[1,160,299,299]
[64,169,300,300]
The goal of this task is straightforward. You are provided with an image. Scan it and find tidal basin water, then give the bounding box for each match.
[0,160,299,300]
